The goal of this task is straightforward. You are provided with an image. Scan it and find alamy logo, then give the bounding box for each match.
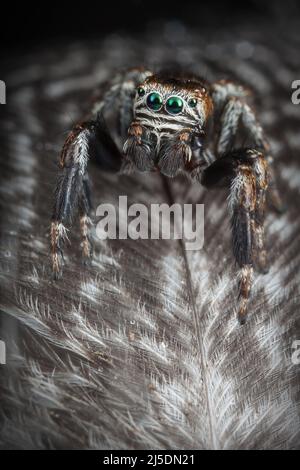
[96,196,205,251]
[291,80,300,105]
[292,340,300,365]
[0,80,6,104]
[0,340,6,365]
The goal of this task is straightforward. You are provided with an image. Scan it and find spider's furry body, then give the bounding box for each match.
[51,68,283,323]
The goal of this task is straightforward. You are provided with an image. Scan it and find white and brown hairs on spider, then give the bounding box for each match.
[50,67,284,324]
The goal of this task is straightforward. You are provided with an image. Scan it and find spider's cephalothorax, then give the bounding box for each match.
[50,67,284,323]
[123,73,213,176]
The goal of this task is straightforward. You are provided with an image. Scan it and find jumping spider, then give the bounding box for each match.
[51,68,283,323]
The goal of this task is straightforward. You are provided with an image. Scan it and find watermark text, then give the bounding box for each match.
[96,196,204,251]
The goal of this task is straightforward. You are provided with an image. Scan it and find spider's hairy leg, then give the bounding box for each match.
[201,148,269,324]
[216,96,244,156]
[212,80,284,213]
[51,117,123,278]
[212,80,251,155]
[215,93,269,157]
[92,67,153,141]
[240,101,283,213]
[51,121,92,278]
[79,173,93,263]
[266,156,285,213]
[242,122,283,213]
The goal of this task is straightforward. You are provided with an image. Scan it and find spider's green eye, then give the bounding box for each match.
[166,96,184,114]
[188,98,197,108]
[147,92,163,111]
[137,87,145,97]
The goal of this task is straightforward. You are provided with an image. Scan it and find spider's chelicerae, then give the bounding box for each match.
[51,68,283,323]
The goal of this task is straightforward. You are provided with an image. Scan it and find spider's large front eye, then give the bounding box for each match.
[147,92,163,111]
[166,96,184,114]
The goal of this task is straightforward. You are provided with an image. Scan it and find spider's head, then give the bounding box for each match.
[123,72,213,176]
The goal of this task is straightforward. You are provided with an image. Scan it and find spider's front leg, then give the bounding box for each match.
[51,116,122,279]
[50,121,94,279]
[201,148,269,324]
[212,80,284,214]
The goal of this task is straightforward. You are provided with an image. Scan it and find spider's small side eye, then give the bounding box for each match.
[147,92,163,111]
[166,96,183,114]
[137,87,145,97]
[188,98,197,108]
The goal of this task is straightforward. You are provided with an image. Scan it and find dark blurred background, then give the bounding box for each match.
[2,0,300,58]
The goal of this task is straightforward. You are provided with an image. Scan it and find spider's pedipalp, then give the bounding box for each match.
[158,130,193,177]
[123,121,156,171]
